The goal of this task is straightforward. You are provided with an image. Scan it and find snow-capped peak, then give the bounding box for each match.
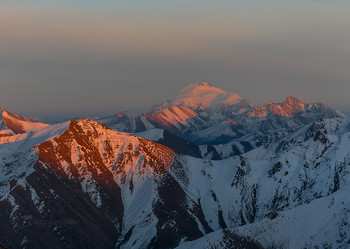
[173,82,246,111]
[0,108,50,134]
[247,96,340,119]
[178,82,227,97]
[283,96,305,110]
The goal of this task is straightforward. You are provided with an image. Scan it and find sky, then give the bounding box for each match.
[0,0,349,121]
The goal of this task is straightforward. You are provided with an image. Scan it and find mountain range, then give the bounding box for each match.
[99,82,341,158]
[0,82,349,249]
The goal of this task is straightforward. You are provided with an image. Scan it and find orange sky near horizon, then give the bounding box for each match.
[0,1,349,120]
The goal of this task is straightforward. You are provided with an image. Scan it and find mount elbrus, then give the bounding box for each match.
[0,82,349,249]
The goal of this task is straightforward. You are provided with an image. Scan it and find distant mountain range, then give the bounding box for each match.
[98,82,342,158]
[1,82,349,249]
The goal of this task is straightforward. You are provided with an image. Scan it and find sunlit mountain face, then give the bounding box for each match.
[1,82,349,249]
[99,82,341,156]
[0,108,50,135]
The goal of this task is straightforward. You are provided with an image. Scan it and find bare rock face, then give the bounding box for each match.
[1,117,349,248]
[247,96,305,118]
[0,119,177,249]
[98,83,341,157]
[0,108,50,134]
[0,89,349,249]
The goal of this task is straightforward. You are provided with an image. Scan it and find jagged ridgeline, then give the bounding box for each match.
[99,82,342,159]
[0,82,349,249]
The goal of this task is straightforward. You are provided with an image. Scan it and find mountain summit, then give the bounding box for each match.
[247,96,338,119]
[0,108,50,134]
[173,82,249,112]
[98,81,342,150]
[1,81,350,249]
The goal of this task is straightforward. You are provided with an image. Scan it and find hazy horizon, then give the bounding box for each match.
[1,1,349,120]
[1,81,349,123]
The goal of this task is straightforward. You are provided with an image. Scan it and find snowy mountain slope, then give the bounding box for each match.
[1,119,228,249]
[99,83,342,159]
[193,118,245,144]
[99,105,210,140]
[172,82,250,114]
[98,112,156,133]
[117,154,214,249]
[0,118,233,248]
[134,129,202,158]
[144,105,209,135]
[247,96,341,119]
[177,183,350,249]
[234,184,350,249]
[1,112,350,248]
[0,108,50,134]
[0,122,69,200]
[119,116,350,248]
[98,82,251,145]
[241,96,342,135]
[200,139,257,160]
[247,96,306,118]
[0,119,177,249]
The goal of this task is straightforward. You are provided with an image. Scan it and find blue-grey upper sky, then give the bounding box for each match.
[1,0,349,120]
